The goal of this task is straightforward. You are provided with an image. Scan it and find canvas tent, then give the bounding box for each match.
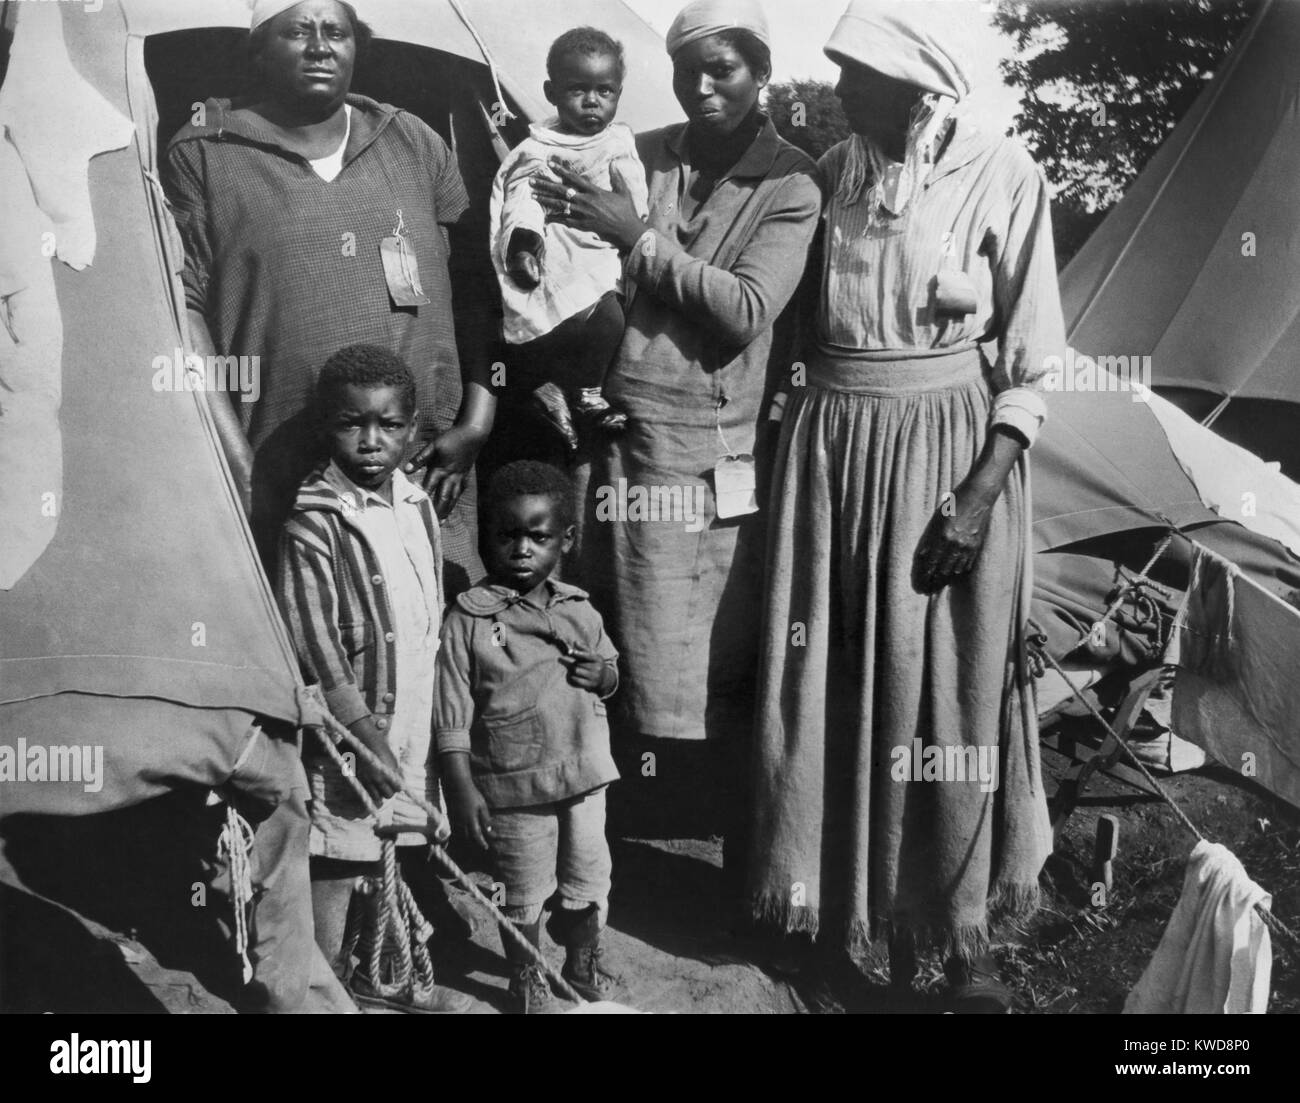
[1031,0,1300,808]
[1059,0,1300,476]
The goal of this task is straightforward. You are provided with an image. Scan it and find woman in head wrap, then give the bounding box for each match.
[164,0,493,1014]
[747,0,1063,1011]
[531,0,821,889]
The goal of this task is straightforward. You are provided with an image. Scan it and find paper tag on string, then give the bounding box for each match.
[380,237,429,306]
[714,454,758,519]
[379,210,429,307]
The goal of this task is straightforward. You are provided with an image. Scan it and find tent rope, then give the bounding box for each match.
[1088,531,1175,642]
[304,726,442,1004]
[216,804,257,984]
[304,698,585,1004]
[1030,621,1300,956]
[448,0,517,123]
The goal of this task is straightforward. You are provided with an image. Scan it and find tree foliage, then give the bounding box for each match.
[995,0,1259,214]
[766,78,851,162]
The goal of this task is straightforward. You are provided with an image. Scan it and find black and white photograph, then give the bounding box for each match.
[0,0,1297,1064]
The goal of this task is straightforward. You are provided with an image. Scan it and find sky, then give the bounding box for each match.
[624,0,1025,133]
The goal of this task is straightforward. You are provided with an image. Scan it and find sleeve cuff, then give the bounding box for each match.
[323,683,370,728]
[436,728,472,754]
[625,228,668,289]
[991,387,1047,449]
[499,213,544,266]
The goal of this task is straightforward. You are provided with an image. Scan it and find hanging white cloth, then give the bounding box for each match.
[1124,839,1271,1014]
[0,2,135,270]
[0,135,63,589]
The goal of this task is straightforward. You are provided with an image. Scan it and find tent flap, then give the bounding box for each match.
[0,0,302,728]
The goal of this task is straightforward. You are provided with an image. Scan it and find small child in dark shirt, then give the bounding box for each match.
[435,461,621,1012]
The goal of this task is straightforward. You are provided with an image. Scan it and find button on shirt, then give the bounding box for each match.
[320,460,442,850]
[327,461,438,652]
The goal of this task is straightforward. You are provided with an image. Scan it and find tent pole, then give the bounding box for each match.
[1201,395,1231,429]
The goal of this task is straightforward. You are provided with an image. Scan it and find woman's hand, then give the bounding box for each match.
[911,479,998,594]
[532,162,646,253]
[911,426,1025,594]
[188,308,254,517]
[405,423,487,519]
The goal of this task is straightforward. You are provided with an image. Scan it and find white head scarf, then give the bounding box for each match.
[823,0,971,100]
[823,1,970,216]
[665,0,771,57]
[250,0,356,31]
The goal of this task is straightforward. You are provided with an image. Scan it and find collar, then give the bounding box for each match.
[456,578,589,617]
[925,114,987,185]
[664,113,783,182]
[528,118,632,150]
[291,460,428,518]
[167,93,398,166]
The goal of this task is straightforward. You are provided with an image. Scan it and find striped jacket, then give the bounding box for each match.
[276,463,443,728]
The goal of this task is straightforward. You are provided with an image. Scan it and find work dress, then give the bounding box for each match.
[164,94,483,593]
[748,121,1063,953]
[581,118,821,751]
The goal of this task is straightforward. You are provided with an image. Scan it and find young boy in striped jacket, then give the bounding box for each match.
[276,344,470,1014]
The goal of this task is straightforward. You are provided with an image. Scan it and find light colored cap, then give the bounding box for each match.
[665,0,771,57]
[824,0,971,101]
[250,0,353,32]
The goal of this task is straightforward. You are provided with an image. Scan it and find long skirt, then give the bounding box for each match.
[747,344,1052,955]
[580,386,765,745]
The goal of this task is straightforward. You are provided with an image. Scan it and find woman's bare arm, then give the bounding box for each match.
[187,308,254,516]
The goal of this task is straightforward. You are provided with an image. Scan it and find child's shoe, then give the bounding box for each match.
[509,962,555,1015]
[503,918,556,1015]
[549,904,619,1002]
[528,382,579,453]
[573,387,628,433]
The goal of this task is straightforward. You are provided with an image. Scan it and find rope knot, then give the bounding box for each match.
[217,804,257,984]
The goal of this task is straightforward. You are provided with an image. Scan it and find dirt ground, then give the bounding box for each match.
[3,719,1298,1015]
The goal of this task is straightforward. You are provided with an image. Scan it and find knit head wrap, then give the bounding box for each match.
[665,0,771,57]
